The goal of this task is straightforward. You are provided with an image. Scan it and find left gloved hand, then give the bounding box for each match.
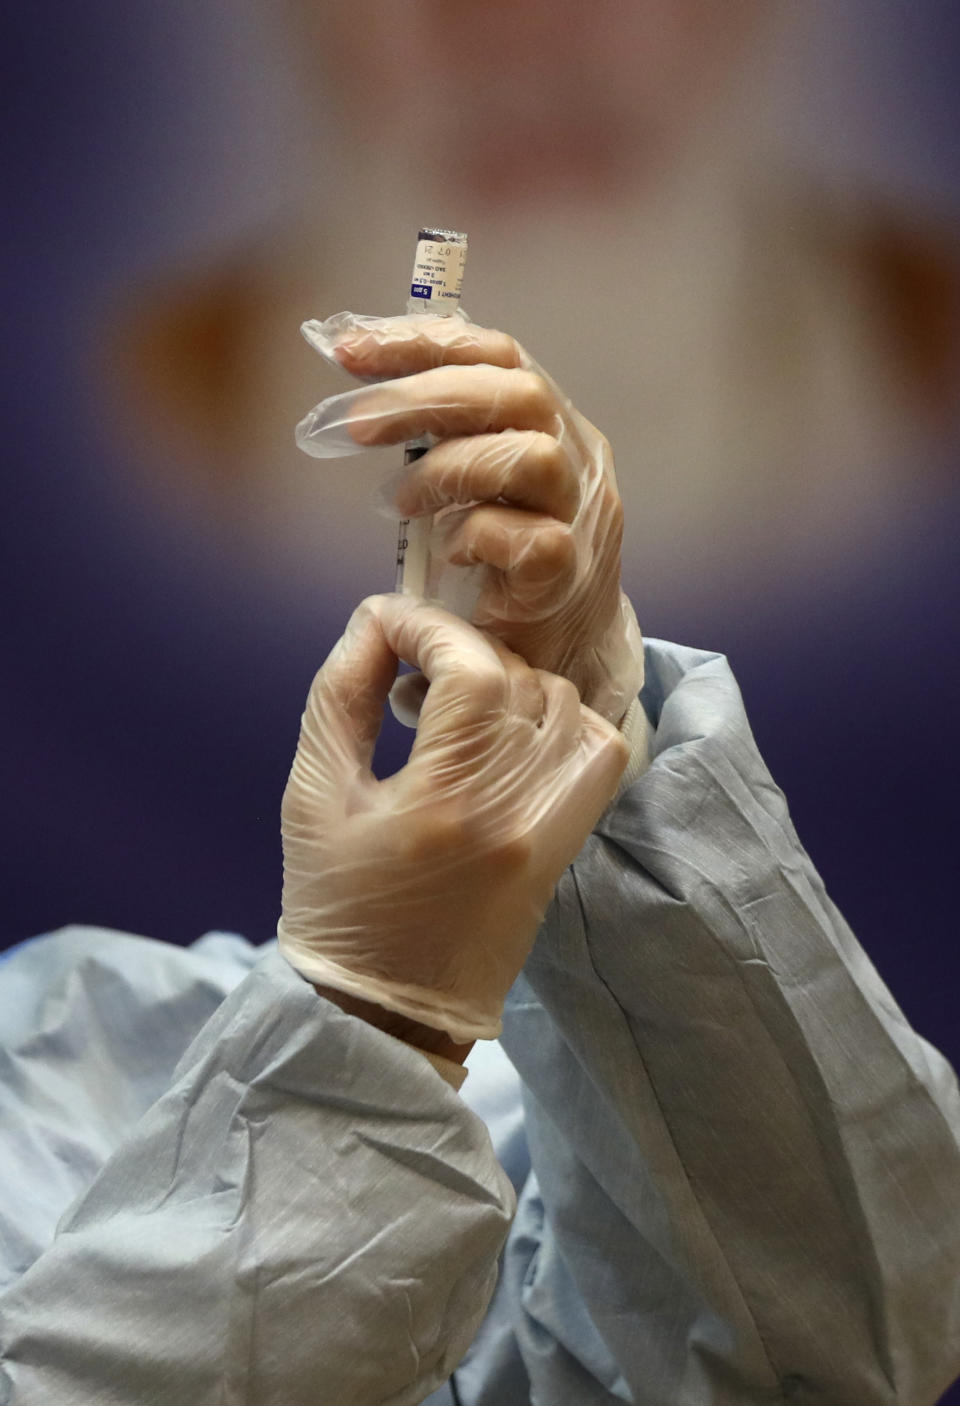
[278,593,629,1045]
[296,312,644,725]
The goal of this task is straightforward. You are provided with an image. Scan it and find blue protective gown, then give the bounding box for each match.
[1,639,959,1404]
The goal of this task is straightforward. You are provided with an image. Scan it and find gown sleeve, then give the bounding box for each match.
[0,944,515,1405]
[497,638,960,1405]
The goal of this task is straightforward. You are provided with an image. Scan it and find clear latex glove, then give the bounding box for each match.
[296,313,644,725]
[277,594,628,1045]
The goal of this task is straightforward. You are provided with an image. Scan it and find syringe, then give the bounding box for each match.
[395,228,468,597]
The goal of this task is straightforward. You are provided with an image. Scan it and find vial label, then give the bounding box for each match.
[410,238,467,306]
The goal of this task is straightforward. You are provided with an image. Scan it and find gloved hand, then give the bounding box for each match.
[296,313,644,725]
[277,593,628,1044]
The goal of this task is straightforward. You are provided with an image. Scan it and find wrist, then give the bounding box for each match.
[311,983,475,1065]
[578,595,645,724]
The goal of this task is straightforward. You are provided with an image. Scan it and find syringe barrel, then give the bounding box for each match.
[395,229,468,596]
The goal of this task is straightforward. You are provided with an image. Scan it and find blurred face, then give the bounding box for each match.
[306,0,767,202]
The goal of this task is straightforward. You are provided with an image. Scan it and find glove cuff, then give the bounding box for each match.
[277,932,503,1046]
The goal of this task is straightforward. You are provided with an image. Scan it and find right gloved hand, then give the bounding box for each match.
[296,312,645,727]
[277,593,628,1044]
